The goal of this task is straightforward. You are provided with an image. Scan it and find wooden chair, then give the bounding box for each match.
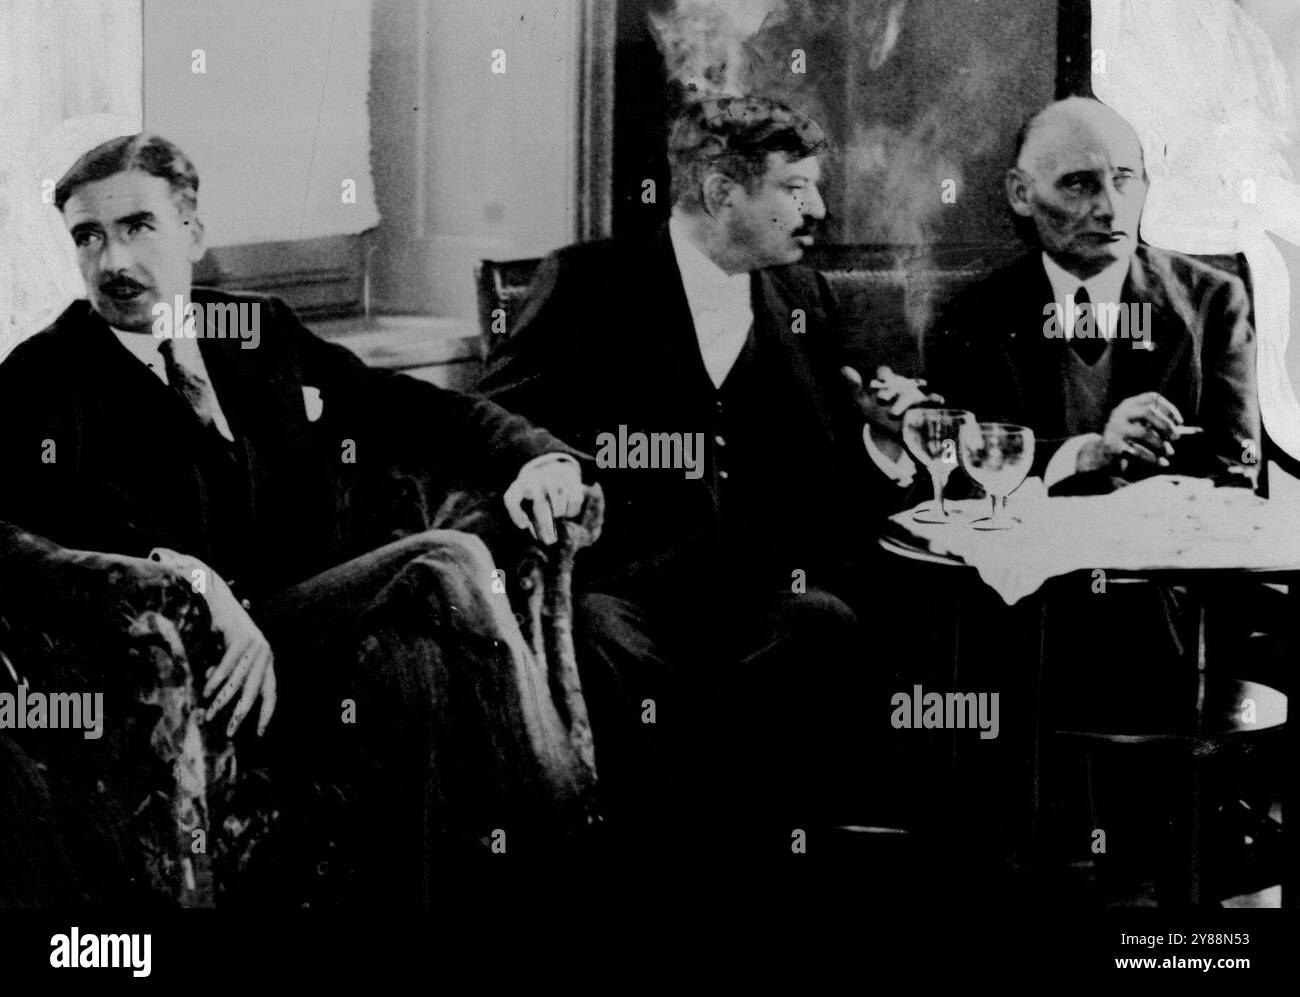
[474,258,545,362]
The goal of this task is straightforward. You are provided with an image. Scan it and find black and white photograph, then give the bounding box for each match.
[1,0,1298,977]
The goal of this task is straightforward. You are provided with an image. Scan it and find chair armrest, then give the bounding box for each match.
[427,483,606,785]
[0,520,222,905]
[512,484,605,776]
[0,522,209,672]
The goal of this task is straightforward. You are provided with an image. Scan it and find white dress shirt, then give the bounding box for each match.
[1039,252,1131,488]
[111,327,236,442]
[667,215,755,389]
[1041,251,1129,342]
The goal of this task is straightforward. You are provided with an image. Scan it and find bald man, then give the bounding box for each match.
[918,103,1266,897]
[927,97,1259,495]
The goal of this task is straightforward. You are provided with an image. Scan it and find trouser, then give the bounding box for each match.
[236,527,590,904]
[573,575,875,856]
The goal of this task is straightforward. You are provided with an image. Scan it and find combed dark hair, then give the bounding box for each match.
[54,133,199,214]
[668,95,828,211]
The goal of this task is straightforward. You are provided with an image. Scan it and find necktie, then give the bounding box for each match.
[158,340,234,442]
[1069,286,1106,365]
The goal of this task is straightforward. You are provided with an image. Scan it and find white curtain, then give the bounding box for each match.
[1092,0,1300,464]
[0,0,143,359]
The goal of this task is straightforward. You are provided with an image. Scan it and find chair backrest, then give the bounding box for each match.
[475,258,544,361]
[474,245,1260,385]
[804,242,1025,377]
[473,247,1011,375]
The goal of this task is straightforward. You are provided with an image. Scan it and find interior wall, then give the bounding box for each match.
[144,0,581,322]
[370,0,581,319]
[613,0,1058,249]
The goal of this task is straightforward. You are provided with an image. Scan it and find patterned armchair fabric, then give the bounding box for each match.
[0,522,218,904]
[0,484,605,907]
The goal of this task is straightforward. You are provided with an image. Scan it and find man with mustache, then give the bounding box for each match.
[0,133,595,903]
[479,96,926,847]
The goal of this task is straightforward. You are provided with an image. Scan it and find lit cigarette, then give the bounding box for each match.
[869,377,927,390]
[1172,425,1204,437]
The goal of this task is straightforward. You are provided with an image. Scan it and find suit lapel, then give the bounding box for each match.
[1001,257,1071,438]
[77,309,204,429]
[1109,249,1189,410]
[65,309,215,552]
[194,294,348,581]
[197,322,310,454]
[755,270,840,446]
[195,305,321,522]
[646,226,719,416]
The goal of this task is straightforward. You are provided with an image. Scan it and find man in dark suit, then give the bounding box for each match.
[0,133,593,903]
[927,97,1259,495]
[922,95,1261,724]
[478,97,925,843]
[922,98,1263,895]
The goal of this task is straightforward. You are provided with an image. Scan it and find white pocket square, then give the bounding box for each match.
[302,386,324,422]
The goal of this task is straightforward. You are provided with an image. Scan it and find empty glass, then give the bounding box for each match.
[902,407,976,523]
[958,422,1036,530]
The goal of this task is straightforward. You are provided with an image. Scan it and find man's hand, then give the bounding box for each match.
[503,456,585,545]
[843,365,943,431]
[149,548,276,738]
[1085,391,1182,471]
[842,365,944,459]
[202,593,277,739]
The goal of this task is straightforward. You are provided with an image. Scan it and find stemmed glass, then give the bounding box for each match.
[958,422,1036,530]
[902,407,977,524]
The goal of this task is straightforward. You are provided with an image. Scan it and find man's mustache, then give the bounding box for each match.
[99,275,148,295]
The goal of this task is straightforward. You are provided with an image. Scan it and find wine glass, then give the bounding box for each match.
[958,422,1036,530]
[902,407,976,523]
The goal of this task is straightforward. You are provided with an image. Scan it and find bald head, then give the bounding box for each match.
[1016,97,1146,176]
[1007,98,1149,278]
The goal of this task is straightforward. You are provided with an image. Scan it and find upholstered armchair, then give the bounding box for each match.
[0,483,604,907]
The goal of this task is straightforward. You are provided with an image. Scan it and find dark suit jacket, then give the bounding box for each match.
[0,290,575,599]
[477,225,904,594]
[924,246,1260,492]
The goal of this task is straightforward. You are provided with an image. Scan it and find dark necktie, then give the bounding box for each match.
[158,339,232,441]
[1069,286,1106,365]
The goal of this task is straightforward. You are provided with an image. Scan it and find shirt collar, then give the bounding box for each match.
[667,214,752,309]
[1041,251,1130,307]
[110,326,206,380]
[111,327,168,381]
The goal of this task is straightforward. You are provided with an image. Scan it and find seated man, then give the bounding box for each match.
[478,96,927,844]
[926,97,1259,495]
[0,134,593,905]
[924,97,1260,712]
[922,97,1264,888]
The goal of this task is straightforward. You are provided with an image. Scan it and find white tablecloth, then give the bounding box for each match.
[890,477,1300,604]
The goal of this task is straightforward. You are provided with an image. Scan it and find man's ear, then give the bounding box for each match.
[185,213,207,263]
[701,171,737,216]
[1005,167,1034,218]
